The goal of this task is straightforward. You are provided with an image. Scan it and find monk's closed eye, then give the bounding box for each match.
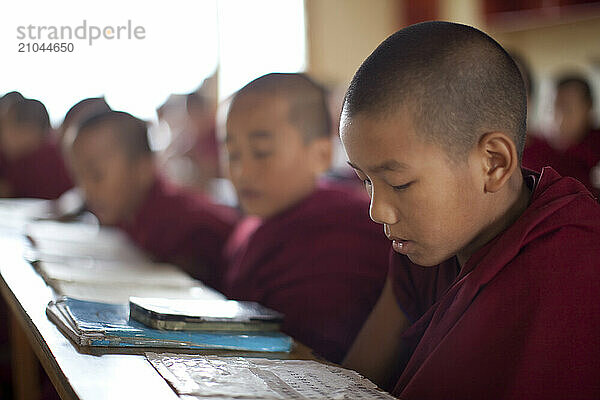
[253,150,273,159]
[392,182,413,192]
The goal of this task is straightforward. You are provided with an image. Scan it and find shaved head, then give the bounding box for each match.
[342,21,527,161]
[0,91,25,115]
[230,73,331,142]
[75,111,151,159]
[556,75,593,106]
[62,97,111,131]
[6,98,50,135]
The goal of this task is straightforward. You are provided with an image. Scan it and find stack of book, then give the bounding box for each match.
[129,297,284,332]
[47,296,292,352]
[32,217,293,354]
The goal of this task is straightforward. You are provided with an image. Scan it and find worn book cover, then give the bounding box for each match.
[129,297,283,332]
[47,297,292,352]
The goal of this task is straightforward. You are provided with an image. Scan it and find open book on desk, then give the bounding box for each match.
[147,352,396,399]
[24,220,147,263]
[23,219,222,302]
[23,219,224,303]
[32,258,224,304]
[47,297,293,353]
[0,189,86,223]
[46,280,225,305]
[0,198,52,233]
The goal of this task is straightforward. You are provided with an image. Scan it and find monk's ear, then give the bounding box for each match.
[308,137,333,175]
[476,132,518,193]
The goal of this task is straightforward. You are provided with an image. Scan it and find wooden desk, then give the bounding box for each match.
[0,234,315,400]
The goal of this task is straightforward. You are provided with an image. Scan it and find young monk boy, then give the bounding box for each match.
[523,75,600,196]
[340,22,600,399]
[69,111,238,285]
[0,98,73,199]
[221,73,390,363]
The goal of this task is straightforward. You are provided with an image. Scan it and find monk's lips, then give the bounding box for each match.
[392,239,411,254]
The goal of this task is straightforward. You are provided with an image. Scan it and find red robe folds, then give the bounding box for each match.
[522,129,600,196]
[222,184,390,363]
[118,177,238,286]
[0,140,73,199]
[391,167,600,399]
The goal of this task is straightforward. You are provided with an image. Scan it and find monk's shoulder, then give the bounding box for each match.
[299,184,371,221]
[129,179,237,242]
[503,187,600,289]
[282,186,381,242]
[3,140,72,199]
[472,171,599,305]
[529,167,599,218]
[233,184,384,263]
[159,180,235,221]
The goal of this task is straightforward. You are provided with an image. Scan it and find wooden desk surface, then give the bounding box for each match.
[0,234,315,400]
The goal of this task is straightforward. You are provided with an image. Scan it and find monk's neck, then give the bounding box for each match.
[456,174,532,267]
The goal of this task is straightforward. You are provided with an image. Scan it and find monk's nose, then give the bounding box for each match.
[369,188,398,225]
[232,158,258,184]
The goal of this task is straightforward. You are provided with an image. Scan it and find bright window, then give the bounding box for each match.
[0,0,306,124]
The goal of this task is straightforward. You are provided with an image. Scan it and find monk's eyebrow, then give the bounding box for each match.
[249,130,273,140]
[368,160,409,173]
[347,160,409,173]
[224,130,272,144]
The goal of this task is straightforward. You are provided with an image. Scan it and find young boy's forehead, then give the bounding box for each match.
[556,84,590,103]
[341,109,448,172]
[341,107,414,142]
[73,123,120,154]
[225,129,274,145]
[229,91,289,117]
[226,93,292,137]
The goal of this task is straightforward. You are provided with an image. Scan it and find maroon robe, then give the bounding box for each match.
[117,176,238,286]
[222,184,390,363]
[522,129,600,197]
[390,167,600,399]
[0,140,73,199]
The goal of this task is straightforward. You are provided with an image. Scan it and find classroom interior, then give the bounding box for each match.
[1,0,599,399]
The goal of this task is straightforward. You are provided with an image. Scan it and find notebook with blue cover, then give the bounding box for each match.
[46,297,292,352]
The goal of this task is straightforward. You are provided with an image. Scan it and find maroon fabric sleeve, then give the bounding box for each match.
[118,177,238,286]
[262,229,389,363]
[222,185,390,363]
[0,140,73,199]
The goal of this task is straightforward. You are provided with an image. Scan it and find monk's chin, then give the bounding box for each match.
[406,253,447,267]
[241,203,289,219]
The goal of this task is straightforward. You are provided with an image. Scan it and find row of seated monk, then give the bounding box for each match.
[512,51,600,197]
[0,21,599,400]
